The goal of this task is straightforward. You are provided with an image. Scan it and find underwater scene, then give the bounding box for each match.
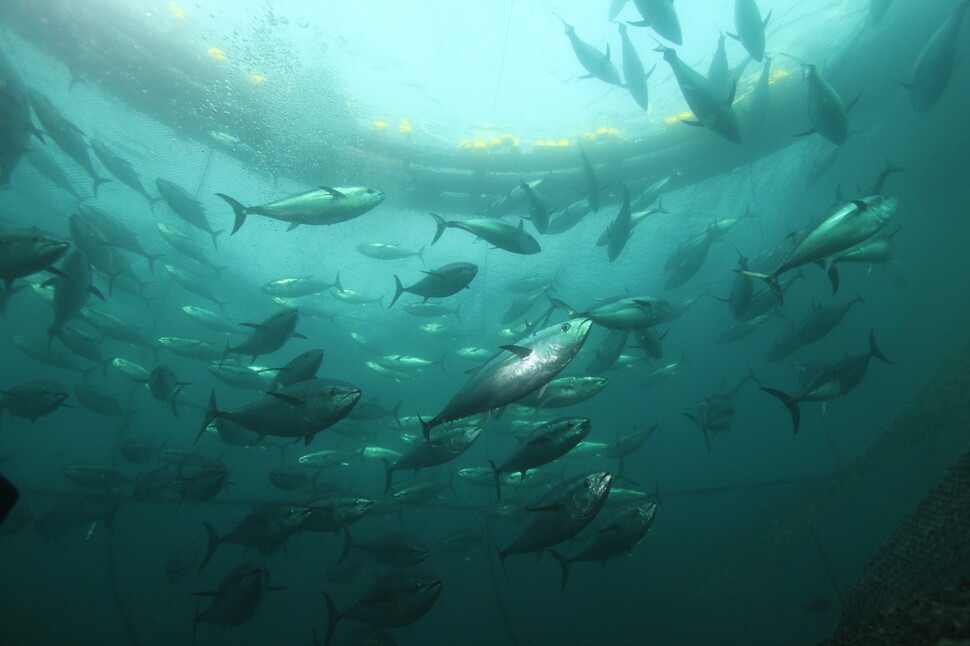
[1,0,970,644]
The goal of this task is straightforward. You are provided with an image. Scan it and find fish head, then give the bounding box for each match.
[393,569,443,609]
[361,187,387,207]
[534,318,594,367]
[570,470,613,515]
[558,416,593,442]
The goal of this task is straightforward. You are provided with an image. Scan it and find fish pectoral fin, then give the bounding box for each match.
[681,119,705,127]
[286,222,300,232]
[726,32,740,41]
[499,344,532,360]
[239,323,264,329]
[89,285,106,301]
[850,200,868,214]
[578,73,595,80]
[292,332,308,339]
[464,367,480,375]
[793,126,817,137]
[597,525,623,533]
[319,186,347,199]
[266,392,305,406]
[192,591,221,597]
[268,586,287,593]
[527,503,565,513]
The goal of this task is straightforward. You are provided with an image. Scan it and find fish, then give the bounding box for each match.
[519,180,555,234]
[216,186,386,234]
[745,57,773,137]
[68,214,121,291]
[338,531,429,567]
[90,139,160,210]
[761,362,842,433]
[517,375,609,409]
[731,0,770,62]
[606,186,633,263]
[322,568,442,646]
[156,178,223,248]
[767,297,864,362]
[0,230,70,289]
[272,348,324,390]
[182,305,242,335]
[403,302,461,319]
[609,0,630,21]
[0,50,37,187]
[72,384,127,417]
[33,495,124,539]
[79,307,157,356]
[578,147,603,212]
[111,357,150,382]
[355,242,424,261]
[0,379,68,426]
[499,471,613,568]
[438,528,484,554]
[453,346,493,363]
[553,14,622,86]
[743,196,897,303]
[641,359,687,388]
[549,502,657,589]
[78,204,162,271]
[489,417,591,500]
[384,424,481,493]
[835,329,893,395]
[655,44,741,144]
[158,337,223,362]
[708,32,732,101]
[28,90,111,195]
[551,295,670,330]
[193,560,280,636]
[708,368,760,402]
[617,23,653,111]
[199,504,311,570]
[594,202,665,247]
[143,365,190,418]
[905,0,970,112]
[419,319,592,438]
[198,378,361,446]
[226,308,305,362]
[684,398,735,451]
[793,63,857,146]
[61,464,132,489]
[429,213,539,255]
[24,149,83,199]
[154,223,222,274]
[505,275,556,294]
[628,0,682,45]
[547,199,593,235]
[162,263,228,308]
[261,276,335,298]
[632,326,665,360]
[390,262,478,307]
[120,438,160,464]
[48,251,103,345]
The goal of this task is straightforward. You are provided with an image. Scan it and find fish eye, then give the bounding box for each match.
[560,323,570,332]
[412,581,422,590]
[583,479,591,489]
[366,188,374,194]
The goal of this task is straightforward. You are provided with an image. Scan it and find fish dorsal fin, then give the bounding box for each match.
[320,186,346,199]
[500,345,532,360]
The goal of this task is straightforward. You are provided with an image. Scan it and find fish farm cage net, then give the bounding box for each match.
[822,441,970,644]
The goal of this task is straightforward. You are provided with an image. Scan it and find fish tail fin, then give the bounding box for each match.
[196,389,220,445]
[322,591,342,646]
[618,455,639,485]
[391,401,402,428]
[826,266,840,295]
[547,296,577,317]
[747,364,761,384]
[488,459,502,502]
[548,550,571,592]
[389,275,405,308]
[740,270,783,304]
[210,230,224,251]
[337,526,353,564]
[683,413,711,452]
[198,522,220,571]
[497,549,510,583]
[419,414,433,441]
[92,177,111,198]
[429,213,448,245]
[760,387,801,434]
[868,329,893,365]
[382,459,394,496]
[215,193,248,235]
